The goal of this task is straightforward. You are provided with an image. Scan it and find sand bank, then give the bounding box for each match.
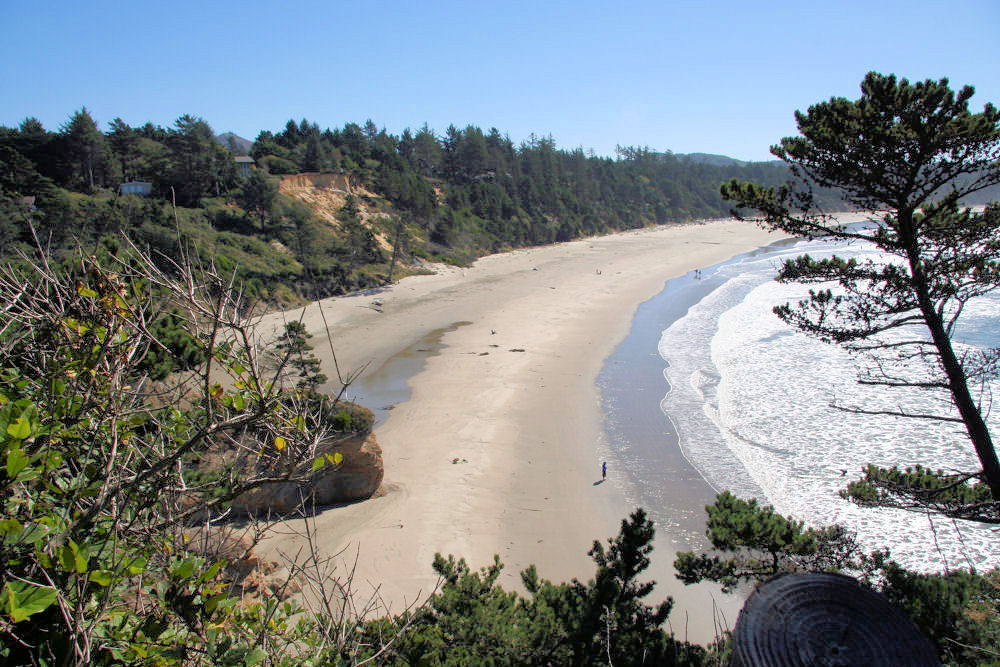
[257,219,785,642]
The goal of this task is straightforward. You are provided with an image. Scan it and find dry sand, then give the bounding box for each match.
[257,219,785,643]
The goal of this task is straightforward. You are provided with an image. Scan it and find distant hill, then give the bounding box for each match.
[647,151,781,167]
[216,132,253,155]
[676,152,750,167]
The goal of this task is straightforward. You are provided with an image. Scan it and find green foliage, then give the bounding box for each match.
[843,464,998,523]
[872,560,1000,665]
[271,195,348,297]
[256,154,299,175]
[328,400,374,436]
[674,492,861,592]
[61,107,116,191]
[0,244,365,664]
[365,509,705,665]
[392,555,544,665]
[677,492,1000,664]
[337,195,383,269]
[166,114,236,206]
[242,115,827,258]
[722,72,1000,510]
[547,508,702,666]
[703,73,1000,664]
[2,106,843,307]
[275,321,328,391]
[137,309,207,380]
[235,168,278,222]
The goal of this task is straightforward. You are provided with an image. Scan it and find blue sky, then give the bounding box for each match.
[2,0,998,161]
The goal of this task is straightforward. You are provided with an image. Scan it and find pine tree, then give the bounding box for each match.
[722,72,1000,516]
[276,321,327,392]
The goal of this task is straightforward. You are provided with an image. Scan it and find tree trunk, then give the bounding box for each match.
[387,218,403,284]
[921,300,1000,497]
[901,210,1000,498]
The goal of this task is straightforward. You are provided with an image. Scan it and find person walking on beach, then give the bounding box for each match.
[602,461,607,480]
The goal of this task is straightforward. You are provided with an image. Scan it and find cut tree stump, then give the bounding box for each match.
[732,572,939,666]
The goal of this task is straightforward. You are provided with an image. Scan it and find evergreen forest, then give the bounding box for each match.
[1,109,834,307]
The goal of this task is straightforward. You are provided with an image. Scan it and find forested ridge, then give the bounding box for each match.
[249,118,810,244]
[1,109,832,306]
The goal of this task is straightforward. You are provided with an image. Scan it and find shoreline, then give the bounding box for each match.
[256,219,786,642]
[599,235,803,546]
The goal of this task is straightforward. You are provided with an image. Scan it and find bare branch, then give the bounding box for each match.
[830,400,965,423]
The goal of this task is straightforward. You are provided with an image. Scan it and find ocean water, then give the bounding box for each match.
[607,233,999,573]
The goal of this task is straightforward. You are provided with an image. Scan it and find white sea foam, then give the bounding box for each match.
[658,236,999,572]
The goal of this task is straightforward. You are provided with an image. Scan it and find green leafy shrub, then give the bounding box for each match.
[0,243,368,664]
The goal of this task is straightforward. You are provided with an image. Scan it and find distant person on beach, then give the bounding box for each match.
[602,461,607,480]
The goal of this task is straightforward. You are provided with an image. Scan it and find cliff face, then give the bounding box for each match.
[232,430,384,516]
[278,172,354,194]
[277,172,394,251]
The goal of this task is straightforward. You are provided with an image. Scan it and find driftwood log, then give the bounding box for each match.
[731,572,939,666]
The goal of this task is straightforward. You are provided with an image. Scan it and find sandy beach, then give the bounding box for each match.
[257,219,785,642]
